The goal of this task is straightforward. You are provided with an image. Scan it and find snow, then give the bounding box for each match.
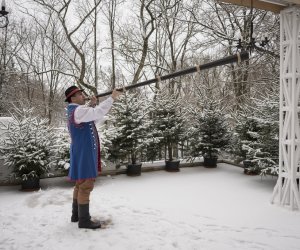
[1,163,300,250]
[0,117,13,137]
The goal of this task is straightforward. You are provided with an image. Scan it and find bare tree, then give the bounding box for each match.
[1,17,68,123]
[183,0,279,109]
[117,0,156,85]
[157,0,196,94]
[101,0,124,89]
[17,0,103,95]
[0,18,35,116]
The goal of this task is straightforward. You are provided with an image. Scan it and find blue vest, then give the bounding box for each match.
[67,104,101,181]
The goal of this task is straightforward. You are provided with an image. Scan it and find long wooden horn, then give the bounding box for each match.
[94,51,249,98]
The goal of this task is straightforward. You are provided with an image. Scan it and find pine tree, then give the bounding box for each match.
[234,89,279,175]
[55,129,70,175]
[234,113,261,159]
[103,93,148,165]
[189,101,230,160]
[0,108,58,181]
[148,91,185,161]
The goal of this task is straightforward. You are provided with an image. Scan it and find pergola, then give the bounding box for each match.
[220,0,299,12]
[220,0,300,210]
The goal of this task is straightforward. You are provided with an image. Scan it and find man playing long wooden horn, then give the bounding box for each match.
[65,86,122,229]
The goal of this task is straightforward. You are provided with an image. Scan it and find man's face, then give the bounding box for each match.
[71,91,86,105]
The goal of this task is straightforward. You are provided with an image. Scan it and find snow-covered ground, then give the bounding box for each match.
[1,163,300,250]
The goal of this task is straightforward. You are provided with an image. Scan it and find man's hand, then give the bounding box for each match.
[111,88,123,100]
[89,96,97,107]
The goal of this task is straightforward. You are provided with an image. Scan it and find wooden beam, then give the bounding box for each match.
[285,0,300,5]
[219,0,286,13]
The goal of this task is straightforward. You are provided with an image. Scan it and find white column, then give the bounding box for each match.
[271,7,300,210]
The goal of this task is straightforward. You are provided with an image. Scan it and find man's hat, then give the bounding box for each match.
[65,86,84,102]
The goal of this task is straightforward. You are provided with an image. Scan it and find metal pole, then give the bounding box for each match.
[0,25,8,116]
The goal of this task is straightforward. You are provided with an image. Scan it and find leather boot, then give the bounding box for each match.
[78,203,101,229]
[71,199,79,222]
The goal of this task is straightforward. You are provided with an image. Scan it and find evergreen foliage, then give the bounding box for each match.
[149,91,185,161]
[235,116,260,159]
[234,114,264,174]
[234,90,279,175]
[0,108,58,181]
[103,93,148,165]
[187,101,230,159]
[55,129,70,174]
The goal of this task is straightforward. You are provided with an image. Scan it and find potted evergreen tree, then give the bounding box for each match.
[196,103,230,168]
[104,93,148,176]
[55,129,71,176]
[0,108,57,190]
[150,92,185,172]
[235,115,262,175]
[235,90,279,176]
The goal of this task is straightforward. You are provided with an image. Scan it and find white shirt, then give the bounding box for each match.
[72,96,114,124]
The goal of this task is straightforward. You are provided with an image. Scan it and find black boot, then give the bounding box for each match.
[71,199,79,222]
[78,203,101,229]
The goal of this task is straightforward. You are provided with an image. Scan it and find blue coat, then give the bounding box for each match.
[67,105,101,181]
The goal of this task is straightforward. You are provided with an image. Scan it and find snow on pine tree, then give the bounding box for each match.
[234,113,263,174]
[55,128,71,175]
[148,90,186,162]
[186,100,230,160]
[102,92,149,165]
[0,108,58,181]
[253,91,279,176]
[234,89,279,175]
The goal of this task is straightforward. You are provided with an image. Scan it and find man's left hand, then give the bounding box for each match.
[89,96,97,107]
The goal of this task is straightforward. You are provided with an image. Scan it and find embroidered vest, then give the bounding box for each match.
[67,104,101,181]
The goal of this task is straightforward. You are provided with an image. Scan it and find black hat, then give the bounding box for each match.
[65,86,84,102]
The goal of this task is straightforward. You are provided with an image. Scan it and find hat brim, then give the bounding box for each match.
[65,89,84,102]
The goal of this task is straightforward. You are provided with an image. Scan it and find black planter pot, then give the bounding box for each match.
[203,157,218,168]
[243,160,252,174]
[243,160,252,168]
[165,160,180,172]
[127,163,142,176]
[21,177,40,191]
[243,160,260,175]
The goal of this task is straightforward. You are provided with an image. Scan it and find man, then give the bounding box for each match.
[65,85,122,229]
